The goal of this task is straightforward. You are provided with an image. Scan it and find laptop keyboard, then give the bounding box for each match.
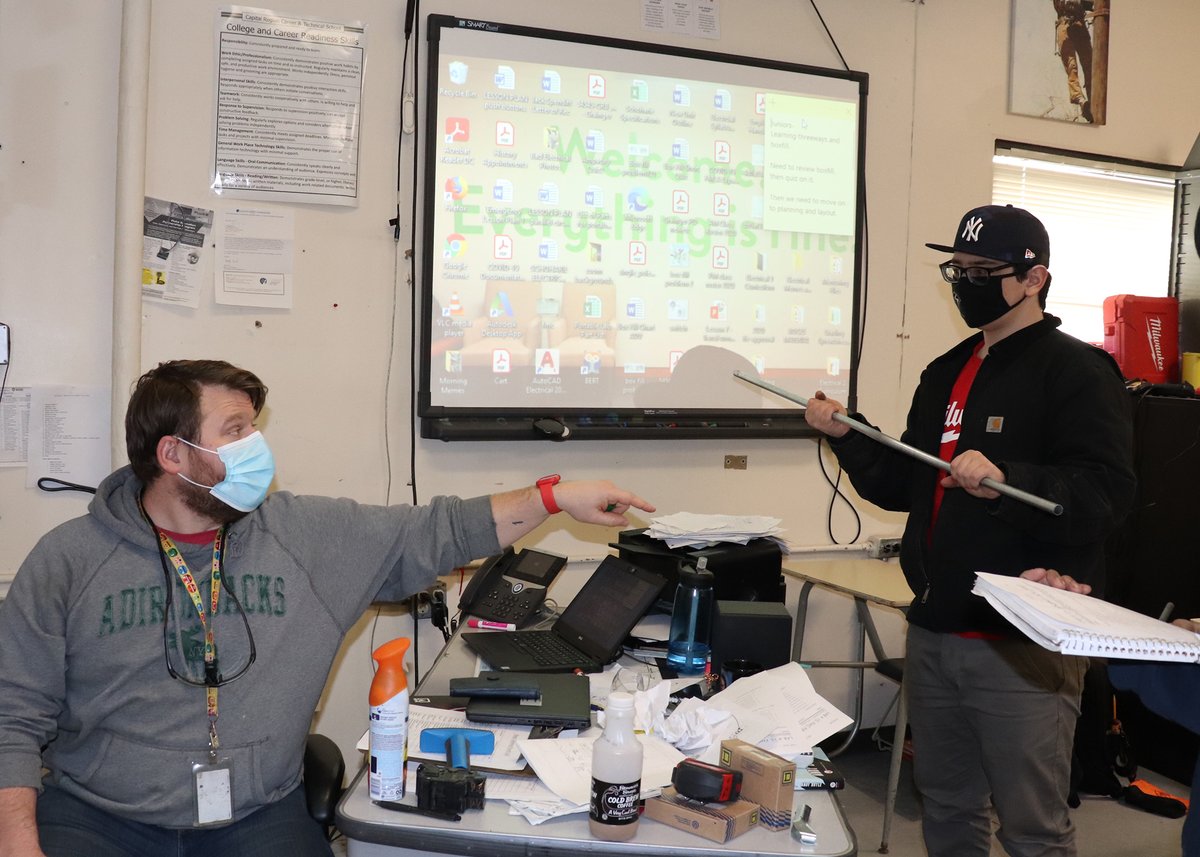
[508,631,585,665]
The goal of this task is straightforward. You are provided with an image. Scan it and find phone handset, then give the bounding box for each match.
[457,547,515,614]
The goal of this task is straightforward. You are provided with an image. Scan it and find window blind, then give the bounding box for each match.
[992,148,1175,343]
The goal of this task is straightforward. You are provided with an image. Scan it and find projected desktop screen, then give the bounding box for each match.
[419,16,866,439]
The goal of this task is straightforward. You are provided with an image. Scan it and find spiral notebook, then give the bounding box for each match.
[972,572,1200,662]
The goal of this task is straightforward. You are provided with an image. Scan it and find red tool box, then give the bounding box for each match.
[1102,295,1179,384]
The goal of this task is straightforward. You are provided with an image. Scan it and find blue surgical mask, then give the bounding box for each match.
[176,431,275,512]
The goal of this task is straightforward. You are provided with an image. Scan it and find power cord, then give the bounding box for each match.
[409,593,422,686]
[816,436,861,545]
[429,588,451,642]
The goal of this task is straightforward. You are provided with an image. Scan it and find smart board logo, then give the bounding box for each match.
[1146,315,1166,372]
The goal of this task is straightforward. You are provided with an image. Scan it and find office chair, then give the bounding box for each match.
[304,733,345,840]
[870,657,907,854]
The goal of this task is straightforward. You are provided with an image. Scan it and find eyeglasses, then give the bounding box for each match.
[939,262,1017,287]
[156,545,257,688]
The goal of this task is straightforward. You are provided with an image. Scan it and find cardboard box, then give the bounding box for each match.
[719,739,795,830]
[643,786,760,843]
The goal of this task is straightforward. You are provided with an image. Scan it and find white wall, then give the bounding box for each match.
[4,0,1200,769]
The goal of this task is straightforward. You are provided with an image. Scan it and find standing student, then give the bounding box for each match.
[805,205,1135,856]
[0,359,654,857]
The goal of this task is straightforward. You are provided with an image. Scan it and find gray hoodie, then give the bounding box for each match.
[0,466,499,827]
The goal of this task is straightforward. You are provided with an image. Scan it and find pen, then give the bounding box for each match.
[466,618,517,631]
[1159,602,1175,622]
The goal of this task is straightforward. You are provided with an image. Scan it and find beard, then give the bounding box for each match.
[180,454,248,526]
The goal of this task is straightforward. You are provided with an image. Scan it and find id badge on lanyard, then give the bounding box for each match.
[192,756,234,827]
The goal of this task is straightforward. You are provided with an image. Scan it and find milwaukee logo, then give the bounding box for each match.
[1145,316,1166,372]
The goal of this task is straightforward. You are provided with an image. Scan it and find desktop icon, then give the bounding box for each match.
[494,65,515,89]
[445,350,462,373]
[583,295,603,318]
[672,190,689,214]
[448,61,468,85]
[630,80,648,101]
[538,239,559,260]
[542,69,562,93]
[535,348,561,375]
[755,92,767,114]
[489,291,515,318]
[493,235,514,260]
[628,244,647,266]
[581,352,602,376]
[671,138,690,159]
[544,126,561,149]
[492,349,511,374]
[672,84,691,106]
[538,182,560,204]
[712,193,730,217]
[714,140,731,163]
[444,176,468,201]
[626,297,645,318]
[585,130,606,153]
[495,121,515,146]
[588,74,606,98]
[710,300,727,321]
[443,233,468,259]
[588,242,602,262]
[711,246,729,270]
[444,118,470,143]
[667,298,689,320]
[714,88,731,110]
[669,244,690,268]
[492,179,513,202]
[627,187,650,212]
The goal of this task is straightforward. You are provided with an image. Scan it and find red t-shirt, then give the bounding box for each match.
[928,342,985,540]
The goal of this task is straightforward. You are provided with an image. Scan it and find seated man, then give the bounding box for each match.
[0,359,653,857]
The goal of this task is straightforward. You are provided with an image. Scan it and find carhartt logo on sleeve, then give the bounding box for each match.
[962,216,984,242]
[986,416,1005,433]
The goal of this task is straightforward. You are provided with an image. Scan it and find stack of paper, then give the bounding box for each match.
[646,512,786,550]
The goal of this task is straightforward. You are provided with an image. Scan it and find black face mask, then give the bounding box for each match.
[951,278,1023,328]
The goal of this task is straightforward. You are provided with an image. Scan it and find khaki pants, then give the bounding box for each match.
[1057,18,1093,105]
[905,624,1086,857]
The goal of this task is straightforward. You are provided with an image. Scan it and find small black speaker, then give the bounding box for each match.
[710,600,793,672]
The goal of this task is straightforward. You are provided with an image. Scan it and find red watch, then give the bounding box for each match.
[536,474,562,514]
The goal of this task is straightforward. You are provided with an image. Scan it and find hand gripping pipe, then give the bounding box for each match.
[733,371,1063,517]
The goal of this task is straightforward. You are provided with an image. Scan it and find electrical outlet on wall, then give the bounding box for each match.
[413,581,447,618]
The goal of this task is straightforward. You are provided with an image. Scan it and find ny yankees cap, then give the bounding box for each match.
[925,204,1050,268]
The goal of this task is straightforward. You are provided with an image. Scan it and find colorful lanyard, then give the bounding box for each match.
[156,526,226,753]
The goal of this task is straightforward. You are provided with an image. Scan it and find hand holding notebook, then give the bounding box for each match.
[972,572,1200,662]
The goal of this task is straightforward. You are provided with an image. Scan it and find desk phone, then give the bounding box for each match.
[458,547,567,627]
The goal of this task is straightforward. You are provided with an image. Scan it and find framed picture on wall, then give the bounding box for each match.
[1009,0,1110,125]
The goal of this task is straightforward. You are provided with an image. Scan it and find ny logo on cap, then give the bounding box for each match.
[962,216,984,243]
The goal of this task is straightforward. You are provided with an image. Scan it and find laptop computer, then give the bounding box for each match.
[462,555,666,673]
[465,672,592,729]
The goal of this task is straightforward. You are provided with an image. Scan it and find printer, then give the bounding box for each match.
[611,528,785,610]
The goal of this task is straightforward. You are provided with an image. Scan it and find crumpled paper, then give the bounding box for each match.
[597,679,738,758]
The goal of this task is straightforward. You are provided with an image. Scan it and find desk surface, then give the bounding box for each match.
[338,765,855,856]
[783,559,914,609]
[337,619,858,856]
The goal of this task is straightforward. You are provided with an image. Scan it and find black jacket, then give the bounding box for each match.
[831,316,1136,633]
